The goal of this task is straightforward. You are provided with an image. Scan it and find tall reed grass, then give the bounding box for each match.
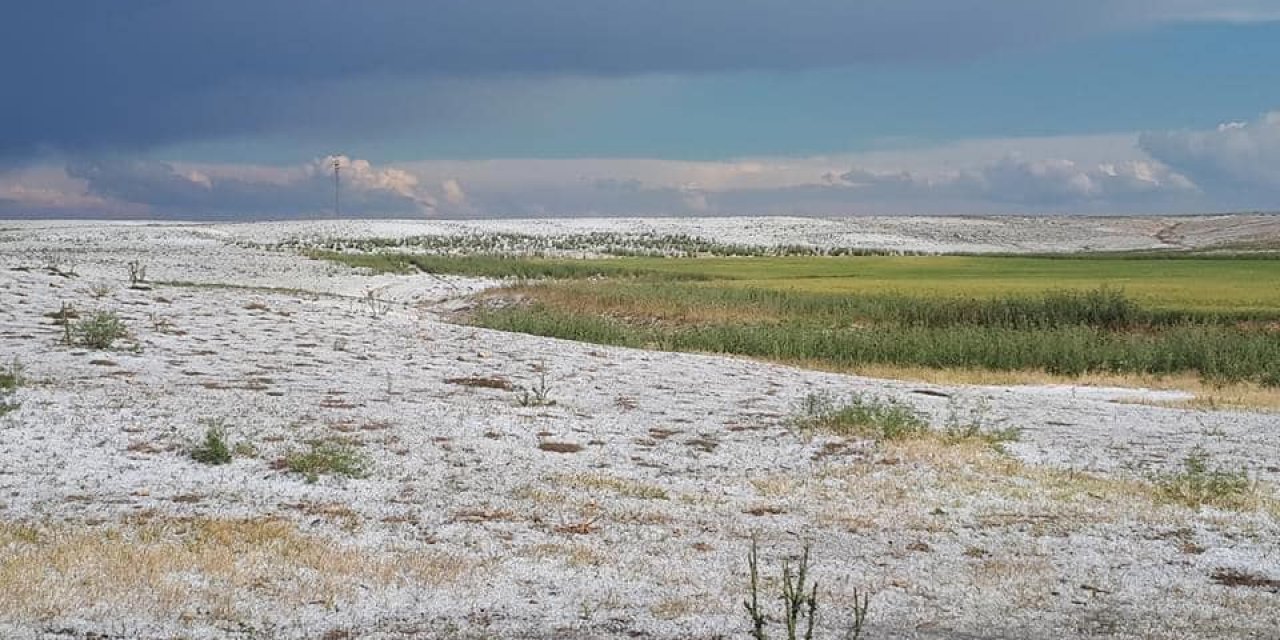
[507,281,1273,329]
[473,304,1280,386]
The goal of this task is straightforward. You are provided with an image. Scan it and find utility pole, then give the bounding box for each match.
[332,157,342,219]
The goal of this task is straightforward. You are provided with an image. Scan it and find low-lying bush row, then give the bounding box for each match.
[308,250,710,281]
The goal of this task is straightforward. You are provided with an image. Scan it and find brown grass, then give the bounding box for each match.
[650,596,709,620]
[519,542,606,567]
[450,507,519,524]
[1211,568,1280,592]
[0,518,474,624]
[538,441,584,454]
[799,432,1278,539]
[549,472,670,500]
[445,375,515,391]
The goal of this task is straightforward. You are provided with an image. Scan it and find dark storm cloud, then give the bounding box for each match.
[0,1,1189,156]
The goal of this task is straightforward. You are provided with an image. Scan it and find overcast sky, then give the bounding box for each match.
[2,1,1280,219]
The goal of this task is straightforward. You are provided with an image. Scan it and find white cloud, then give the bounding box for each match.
[1139,110,1280,201]
[315,156,437,211]
[441,179,468,206]
[56,155,440,219]
[0,165,141,217]
[818,155,1194,207]
[973,156,1194,204]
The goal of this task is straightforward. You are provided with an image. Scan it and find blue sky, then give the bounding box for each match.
[3,1,1280,218]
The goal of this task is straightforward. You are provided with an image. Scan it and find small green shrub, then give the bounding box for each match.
[516,368,556,407]
[285,441,370,483]
[942,422,1022,449]
[190,423,232,465]
[70,311,128,349]
[1155,450,1254,509]
[0,359,22,393]
[0,359,23,417]
[789,392,928,441]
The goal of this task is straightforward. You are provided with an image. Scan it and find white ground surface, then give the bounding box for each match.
[0,218,1277,639]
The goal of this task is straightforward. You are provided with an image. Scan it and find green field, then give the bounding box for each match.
[540,255,1280,312]
[315,251,1280,387]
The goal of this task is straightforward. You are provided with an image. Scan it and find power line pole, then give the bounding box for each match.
[332,157,342,219]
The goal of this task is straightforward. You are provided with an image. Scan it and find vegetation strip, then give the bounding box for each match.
[313,251,1280,387]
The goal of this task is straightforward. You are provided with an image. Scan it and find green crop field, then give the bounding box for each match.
[314,251,1280,389]
[550,255,1280,312]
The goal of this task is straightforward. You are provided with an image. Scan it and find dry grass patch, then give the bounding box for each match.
[879,439,1141,505]
[510,484,571,507]
[550,472,670,500]
[650,596,710,620]
[450,507,519,524]
[521,542,607,567]
[284,502,362,530]
[883,439,1279,524]
[1211,568,1280,592]
[445,375,515,391]
[554,518,602,535]
[750,474,803,498]
[0,518,473,623]
[806,441,1266,537]
[878,438,1023,475]
[608,506,676,526]
[538,441,584,454]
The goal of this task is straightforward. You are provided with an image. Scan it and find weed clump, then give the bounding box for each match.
[789,392,928,441]
[69,311,129,349]
[285,442,370,483]
[190,423,232,465]
[942,398,1021,449]
[362,288,393,317]
[1155,450,1255,510]
[0,359,22,393]
[744,538,871,640]
[126,260,149,289]
[516,367,556,407]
